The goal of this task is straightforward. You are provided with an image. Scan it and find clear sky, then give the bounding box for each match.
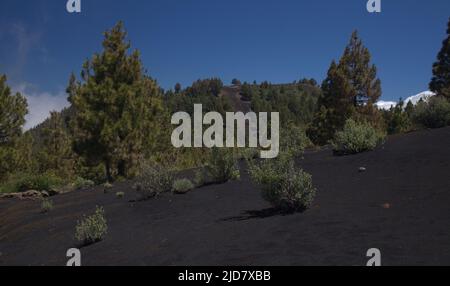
[0,0,449,128]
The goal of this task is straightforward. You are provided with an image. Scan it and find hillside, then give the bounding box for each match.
[1,127,450,266]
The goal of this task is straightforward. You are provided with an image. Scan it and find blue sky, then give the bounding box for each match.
[0,0,449,128]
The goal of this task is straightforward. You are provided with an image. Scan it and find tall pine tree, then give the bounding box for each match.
[308,31,382,144]
[0,75,29,179]
[68,22,163,181]
[430,18,450,99]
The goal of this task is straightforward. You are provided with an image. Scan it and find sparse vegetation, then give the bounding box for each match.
[73,177,95,190]
[206,148,240,184]
[116,192,125,199]
[332,119,385,155]
[172,179,194,194]
[133,163,174,200]
[413,97,450,129]
[0,173,64,194]
[75,206,108,246]
[248,154,316,212]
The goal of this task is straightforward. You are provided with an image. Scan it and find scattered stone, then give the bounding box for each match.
[0,193,22,200]
[381,203,392,209]
[358,167,367,173]
[47,188,60,196]
[41,191,50,198]
[21,190,42,199]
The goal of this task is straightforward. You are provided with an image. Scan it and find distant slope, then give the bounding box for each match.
[219,85,252,113]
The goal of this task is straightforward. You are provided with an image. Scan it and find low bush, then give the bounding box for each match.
[73,177,95,190]
[103,182,113,193]
[413,96,450,128]
[116,192,125,199]
[248,154,316,212]
[172,179,194,194]
[0,173,64,194]
[280,125,312,157]
[133,164,174,200]
[332,119,385,155]
[75,206,108,246]
[206,148,240,184]
[40,198,54,213]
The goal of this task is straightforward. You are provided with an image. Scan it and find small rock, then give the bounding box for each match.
[381,203,392,209]
[47,188,60,196]
[358,167,367,173]
[21,190,42,199]
[0,193,22,200]
[41,191,50,198]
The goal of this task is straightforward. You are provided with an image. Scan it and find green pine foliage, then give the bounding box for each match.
[68,22,165,181]
[308,31,383,145]
[430,18,450,99]
[0,75,30,180]
[382,99,412,135]
[413,96,450,128]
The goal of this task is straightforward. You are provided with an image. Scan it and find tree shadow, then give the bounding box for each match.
[219,207,296,222]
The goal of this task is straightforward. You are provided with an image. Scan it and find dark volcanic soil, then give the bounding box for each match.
[1,128,450,266]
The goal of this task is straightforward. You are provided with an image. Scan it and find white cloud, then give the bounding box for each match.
[13,83,70,130]
[8,23,42,77]
[375,101,397,110]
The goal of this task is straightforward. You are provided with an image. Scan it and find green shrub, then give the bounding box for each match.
[248,154,316,212]
[41,198,54,213]
[193,169,206,187]
[236,148,260,161]
[133,164,174,200]
[0,173,64,194]
[383,104,412,134]
[280,124,312,156]
[116,192,125,199]
[75,206,108,246]
[73,177,95,190]
[74,163,106,185]
[172,179,194,194]
[206,148,240,184]
[332,119,385,155]
[413,97,450,128]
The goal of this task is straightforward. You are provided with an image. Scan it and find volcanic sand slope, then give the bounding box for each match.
[0,128,450,266]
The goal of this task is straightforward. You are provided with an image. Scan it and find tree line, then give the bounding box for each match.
[1,18,449,186]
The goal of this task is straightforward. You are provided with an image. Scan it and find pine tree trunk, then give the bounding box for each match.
[105,160,113,182]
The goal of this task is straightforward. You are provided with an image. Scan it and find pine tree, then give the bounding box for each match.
[174,83,182,94]
[38,111,74,177]
[68,22,163,181]
[308,31,382,144]
[338,31,382,106]
[0,75,28,145]
[430,18,450,99]
[0,75,29,179]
